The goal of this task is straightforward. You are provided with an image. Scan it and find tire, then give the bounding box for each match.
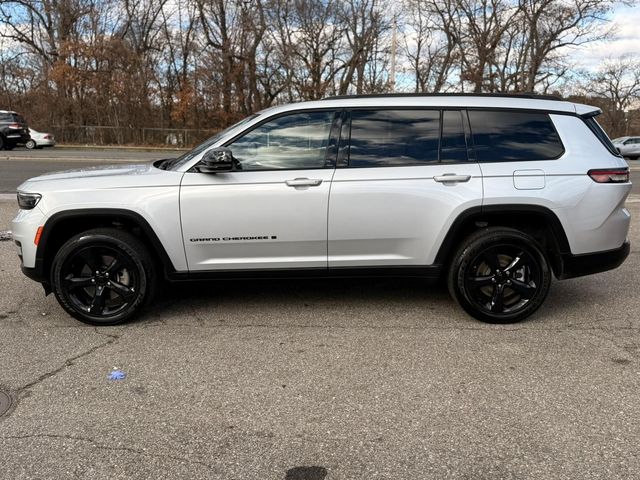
[0,136,4,150]
[25,139,36,149]
[51,228,157,325]
[447,227,552,324]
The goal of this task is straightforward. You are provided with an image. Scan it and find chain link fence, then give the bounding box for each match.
[50,125,217,147]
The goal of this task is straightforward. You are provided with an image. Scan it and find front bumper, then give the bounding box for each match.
[557,241,631,280]
[21,262,51,294]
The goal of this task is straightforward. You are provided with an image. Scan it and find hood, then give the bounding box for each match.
[17,162,183,193]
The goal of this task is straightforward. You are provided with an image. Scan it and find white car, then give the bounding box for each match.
[612,136,640,160]
[11,94,631,326]
[25,128,56,149]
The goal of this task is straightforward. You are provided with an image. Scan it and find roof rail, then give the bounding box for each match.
[322,92,563,101]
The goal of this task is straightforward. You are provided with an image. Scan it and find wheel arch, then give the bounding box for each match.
[36,209,176,285]
[435,204,571,278]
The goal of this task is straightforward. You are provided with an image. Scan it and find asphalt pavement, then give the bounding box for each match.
[0,148,639,479]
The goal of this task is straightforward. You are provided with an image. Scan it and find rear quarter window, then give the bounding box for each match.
[583,116,620,156]
[468,110,564,162]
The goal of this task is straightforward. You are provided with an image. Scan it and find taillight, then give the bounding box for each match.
[588,168,629,183]
[8,123,20,129]
[44,135,52,139]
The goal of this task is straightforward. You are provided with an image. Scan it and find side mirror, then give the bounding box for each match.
[199,147,234,173]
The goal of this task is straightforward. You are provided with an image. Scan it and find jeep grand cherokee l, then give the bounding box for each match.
[12,94,631,325]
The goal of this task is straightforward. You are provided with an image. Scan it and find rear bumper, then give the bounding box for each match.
[6,132,30,142]
[557,241,630,280]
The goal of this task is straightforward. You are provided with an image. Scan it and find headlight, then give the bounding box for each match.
[17,192,42,210]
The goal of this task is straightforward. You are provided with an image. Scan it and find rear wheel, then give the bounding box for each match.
[51,228,157,325]
[448,227,552,323]
[25,139,36,149]
[0,136,4,150]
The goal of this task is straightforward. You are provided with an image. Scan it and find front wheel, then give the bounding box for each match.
[51,228,157,325]
[25,139,36,149]
[448,227,552,324]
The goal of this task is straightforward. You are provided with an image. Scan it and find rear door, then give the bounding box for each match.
[328,109,483,268]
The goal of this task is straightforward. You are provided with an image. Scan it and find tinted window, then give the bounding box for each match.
[469,111,564,162]
[440,110,468,163]
[348,110,440,167]
[230,111,334,170]
[583,116,619,156]
[0,113,11,122]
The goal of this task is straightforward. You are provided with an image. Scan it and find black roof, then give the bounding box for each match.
[323,92,563,101]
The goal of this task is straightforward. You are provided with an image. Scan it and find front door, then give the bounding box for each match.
[180,110,338,271]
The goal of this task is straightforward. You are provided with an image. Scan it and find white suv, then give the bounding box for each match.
[11,94,632,325]
[612,136,640,160]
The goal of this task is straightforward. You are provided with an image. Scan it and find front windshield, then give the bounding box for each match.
[161,114,259,170]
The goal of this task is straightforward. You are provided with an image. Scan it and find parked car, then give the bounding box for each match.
[612,136,640,159]
[12,94,631,326]
[0,110,30,150]
[24,128,56,149]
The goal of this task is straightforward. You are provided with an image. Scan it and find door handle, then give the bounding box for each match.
[285,178,323,187]
[433,174,472,184]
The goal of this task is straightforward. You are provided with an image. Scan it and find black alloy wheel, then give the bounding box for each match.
[448,228,551,323]
[51,228,156,325]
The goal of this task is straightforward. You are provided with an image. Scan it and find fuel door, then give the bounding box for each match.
[513,169,545,190]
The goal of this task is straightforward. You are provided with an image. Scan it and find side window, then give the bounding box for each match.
[348,110,440,167]
[229,111,334,171]
[440,110,468,163]
[468,110,564,162]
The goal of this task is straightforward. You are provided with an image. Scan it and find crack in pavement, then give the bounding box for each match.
[0,433,219,472]
[18,333,121,395]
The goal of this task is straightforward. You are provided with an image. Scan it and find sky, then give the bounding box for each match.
[571,2,640,69]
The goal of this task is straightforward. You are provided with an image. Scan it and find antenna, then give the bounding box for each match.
[389,16,397,92]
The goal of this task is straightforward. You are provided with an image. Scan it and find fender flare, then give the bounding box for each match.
[35,208,176,281]
[434,204,571,266]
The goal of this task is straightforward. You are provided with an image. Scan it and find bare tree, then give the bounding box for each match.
[0,0,635,142]
[516,0,617,92]
[585,56,640,137]
[402,0,458,92]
